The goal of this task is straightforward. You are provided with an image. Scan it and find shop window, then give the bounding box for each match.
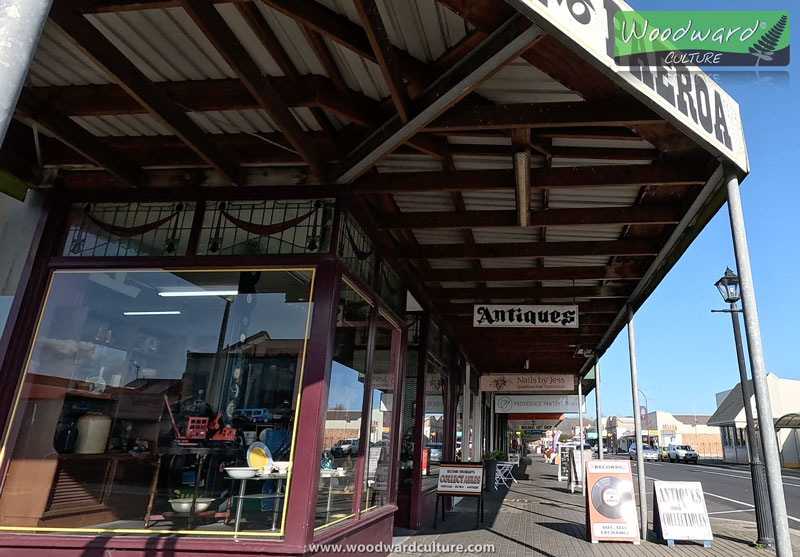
[422,359,447,492]
[398,313,421,494]
[379,262,405,318]
[315,281,370,530]
[197,200,334,256]
[0,269,314,538]
[337,212,374,288]
[64,202,196,257]
[362,311,401,512]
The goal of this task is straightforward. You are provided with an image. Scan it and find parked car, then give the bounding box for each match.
[667,444,698,463]
[628,443,659,462]
[331,438,359,457]
[425,442,443,462]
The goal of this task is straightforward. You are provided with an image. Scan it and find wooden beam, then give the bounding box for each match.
[49,6,239,184]
[354,0,410,123]
[377,206,682,230]
[36,131,338,167]
[335,14,542,183]
[352,163,707,194]
[395,239,659,260]
[14,91,141,188]
[181,0,327,180]
[426,284,631,300]
[426,102,664,132]
[416,263,642,283]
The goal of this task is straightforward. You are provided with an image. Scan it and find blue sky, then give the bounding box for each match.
[584,0,800,420]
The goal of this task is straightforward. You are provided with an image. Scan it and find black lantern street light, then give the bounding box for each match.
[713,267,774,547]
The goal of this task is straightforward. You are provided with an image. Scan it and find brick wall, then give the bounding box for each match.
[323,428,361,451]
[682,433,722,457]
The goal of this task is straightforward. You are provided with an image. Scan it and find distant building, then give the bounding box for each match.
[607,412,722,457]
[708,374,800,467]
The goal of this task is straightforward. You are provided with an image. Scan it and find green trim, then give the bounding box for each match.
[0,171,28,201]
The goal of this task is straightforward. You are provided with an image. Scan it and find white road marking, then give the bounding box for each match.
[700,492,800,524]
[672,467,800,488]
[707,509,755,515]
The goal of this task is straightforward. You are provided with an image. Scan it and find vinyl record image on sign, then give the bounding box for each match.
[590,476,633,519]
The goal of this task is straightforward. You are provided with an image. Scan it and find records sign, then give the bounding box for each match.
[436,462,484,496]
[653,481,713,543]
[473,304,578,328]
[585,460,639,543]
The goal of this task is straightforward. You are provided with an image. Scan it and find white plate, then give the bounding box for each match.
[225,467,259,479]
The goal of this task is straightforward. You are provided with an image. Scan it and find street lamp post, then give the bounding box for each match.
[713,267,774,547]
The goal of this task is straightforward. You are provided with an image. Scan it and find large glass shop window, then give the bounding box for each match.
[422,360,447,492]
[315,282,369,530]
[0,269,314,537]
[362,312,401,512]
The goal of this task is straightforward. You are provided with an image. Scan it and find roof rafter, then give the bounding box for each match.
[416,263,642,283]
[181,0,327,180]
[377,206,682,230]
[49,5,240,184]
[14,91,141,188]
[426,284,631,300]
[395,239,659,260]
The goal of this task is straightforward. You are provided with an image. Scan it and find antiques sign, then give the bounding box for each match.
[480,373,575,392]
[585,460,639,543]
[653,481,713,543]
[473,304,578,328]
[494,394,585,414]
[436,462,484,495]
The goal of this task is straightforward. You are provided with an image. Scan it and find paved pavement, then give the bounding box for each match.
[390,457,800,556]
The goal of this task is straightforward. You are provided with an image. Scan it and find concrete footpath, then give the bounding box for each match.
[390,457,800,556]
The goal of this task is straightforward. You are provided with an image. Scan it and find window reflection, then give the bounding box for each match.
[422,360,446,492]
[0,270,313,536]
[362,313,400,512]
[315,282,369,529]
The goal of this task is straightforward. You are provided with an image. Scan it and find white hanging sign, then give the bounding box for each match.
[473,304,578,328]
[494,394,585,413]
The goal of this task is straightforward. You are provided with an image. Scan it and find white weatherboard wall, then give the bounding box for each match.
[0,191,41,336]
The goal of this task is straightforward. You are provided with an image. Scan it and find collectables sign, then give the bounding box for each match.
[585,460,639,543]
[480,373,575,392]
[436,462,484,495]
[653,481,713,544]
[473,304,578,328]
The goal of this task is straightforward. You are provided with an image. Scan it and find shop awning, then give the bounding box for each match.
[0,0,748,391]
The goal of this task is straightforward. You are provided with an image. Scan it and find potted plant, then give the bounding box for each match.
[482,450,506,491]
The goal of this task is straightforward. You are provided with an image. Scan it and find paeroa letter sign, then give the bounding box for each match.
[507,0,748,172]
[473,304,578,328]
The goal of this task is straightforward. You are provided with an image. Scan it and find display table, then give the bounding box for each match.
[231,472,288,535]
[319,469,350,522]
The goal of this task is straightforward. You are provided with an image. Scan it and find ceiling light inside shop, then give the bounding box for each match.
[123,310,181,316]
[158,289,238,297]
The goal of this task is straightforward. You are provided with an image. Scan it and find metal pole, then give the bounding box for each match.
[595,362,604,460]
[724,164,791,555]
[729,301,775,547]
[0,0,54,146]
[578,379,586,495]
[627,304,648,541]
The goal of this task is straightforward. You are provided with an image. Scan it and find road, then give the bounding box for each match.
[606,455,800,529]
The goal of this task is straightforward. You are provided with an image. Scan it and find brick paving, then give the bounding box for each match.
[390,458,800,556]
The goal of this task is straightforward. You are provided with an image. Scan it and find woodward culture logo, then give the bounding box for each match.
[614,11,790,66]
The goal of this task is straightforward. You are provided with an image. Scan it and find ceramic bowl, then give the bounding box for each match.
[224,467,259,479]
[168,498,215,513]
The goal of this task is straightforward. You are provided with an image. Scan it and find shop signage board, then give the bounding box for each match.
[473,304,578,328]
[494,394,585,414]
[558,445,571,481]
[568,447,587,493]
[507,0,748,172]
[585,460,640,543]
[653,481,713,546]
[480,373,575,392]
[435,462,485,528]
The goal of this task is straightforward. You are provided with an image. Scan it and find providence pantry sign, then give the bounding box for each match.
[473,304,578,328]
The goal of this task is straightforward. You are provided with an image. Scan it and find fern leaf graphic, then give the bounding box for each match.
[749,15,788,62]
